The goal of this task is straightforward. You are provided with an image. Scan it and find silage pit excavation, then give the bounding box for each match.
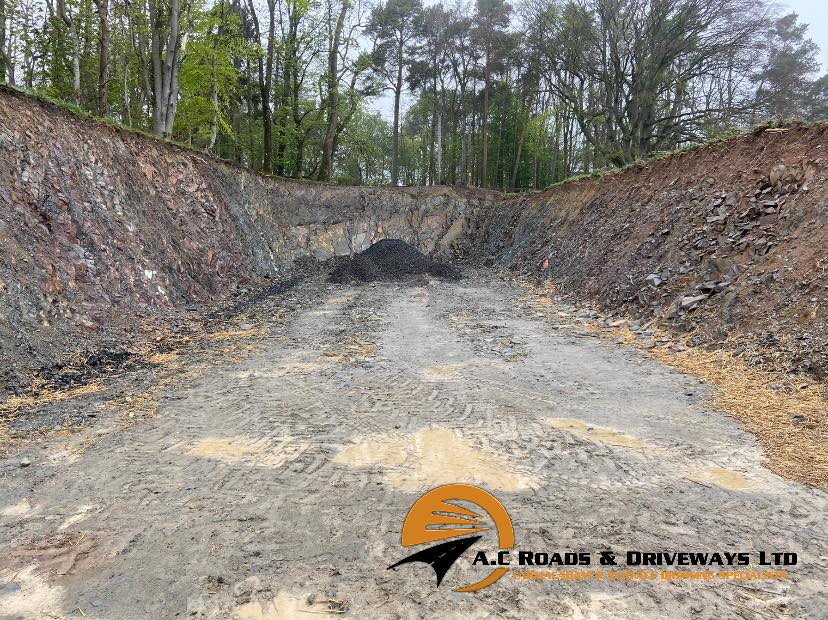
[2,38,828,619]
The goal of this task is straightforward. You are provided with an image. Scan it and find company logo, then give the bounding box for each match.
[387,484,796,593]
[387,483,514,592]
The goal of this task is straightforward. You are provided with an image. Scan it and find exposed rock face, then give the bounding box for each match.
[471,126,828,377]
[2,86,827,390]
[0,87,496,385]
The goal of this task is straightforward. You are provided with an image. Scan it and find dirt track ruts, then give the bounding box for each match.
[1,273,827,619]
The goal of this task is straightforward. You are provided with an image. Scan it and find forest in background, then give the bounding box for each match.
[1,0,827,188]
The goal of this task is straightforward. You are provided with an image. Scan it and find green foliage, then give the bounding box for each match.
[174,0,253,148]
[2,0,826,188]
[753,13,822,119]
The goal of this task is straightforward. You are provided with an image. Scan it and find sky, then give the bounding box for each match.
[787,0,828,70]
[368,0,828,120]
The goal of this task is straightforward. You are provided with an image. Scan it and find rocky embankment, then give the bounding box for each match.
[473,126,828,377]
[2,85,827,394]
[0,87,496,391]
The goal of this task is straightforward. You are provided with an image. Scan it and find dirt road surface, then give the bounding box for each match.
[2,274,827,619]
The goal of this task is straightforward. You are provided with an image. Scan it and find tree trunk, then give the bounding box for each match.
[320,0,347,183]
[480,49,490,188]
[295,133,305,177]
[94,0,110,116]
[149,0,164,133]
[122,57,131,125]
[159,0,180,133]
[0,0,9,83]
[149,0,184,138]
[435,109,442,185]
[286,8,301,176]
[510,121,526,190]
[390,37,403,186]
[265,3,277,174]
[245,0,275,172]
[428,99,435,185]
[458,83,466,186]
[245,59,256,167]
[163,32,185,136]
[131,14,153,111]
[56,0,81,104]
[207,2,224,153]
[207,59,218,151]
[469,100,476,186]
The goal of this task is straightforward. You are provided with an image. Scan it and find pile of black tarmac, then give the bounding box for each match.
[328,239,460,284]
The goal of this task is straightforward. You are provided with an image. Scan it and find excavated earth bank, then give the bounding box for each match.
[0,87,497,394]
[1,90,828,620]
[473,126,828,378]
[0,89,828,398]
[1,87,827,390]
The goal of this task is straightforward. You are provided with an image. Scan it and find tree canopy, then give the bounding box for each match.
[1,0,825,187]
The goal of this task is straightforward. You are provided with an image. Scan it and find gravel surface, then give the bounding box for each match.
[1,272,826,619]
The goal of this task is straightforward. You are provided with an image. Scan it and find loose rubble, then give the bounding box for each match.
[328,239,460,284]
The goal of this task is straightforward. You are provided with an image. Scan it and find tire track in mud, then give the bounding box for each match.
[0,275,826,619]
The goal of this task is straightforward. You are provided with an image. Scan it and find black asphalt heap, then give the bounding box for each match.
[328,239,460,283]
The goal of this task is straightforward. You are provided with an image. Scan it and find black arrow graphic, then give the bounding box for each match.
[387,535,482,587]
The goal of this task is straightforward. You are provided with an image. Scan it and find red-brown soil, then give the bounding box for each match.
[474,125,828,378]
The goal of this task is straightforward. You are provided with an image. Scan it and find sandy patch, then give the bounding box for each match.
[0,565,65,618]
[545,418,649,449]
[688,466,753,490]
[421,364,465,381]
[1,498,33,517]
[279,360,333,372]
[207,328,259,342]
[58,504,95,531]
[336,426,536,492]
[307,309,336,317]
[0,382,103,415]
[45,446,83,466]
[236,593,345,619]
[188,436,307,468]
[147,351,179,365]
[234,358,334,379]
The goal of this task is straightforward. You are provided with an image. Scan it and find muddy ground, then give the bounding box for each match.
[1,271,826,619]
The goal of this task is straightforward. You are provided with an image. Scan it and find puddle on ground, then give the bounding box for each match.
[545,418,649,449]
[188,436,307,468]
[688,466,753,490]
[335,427,536,492]
[421,363,465,381]
[236,592,344,619]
